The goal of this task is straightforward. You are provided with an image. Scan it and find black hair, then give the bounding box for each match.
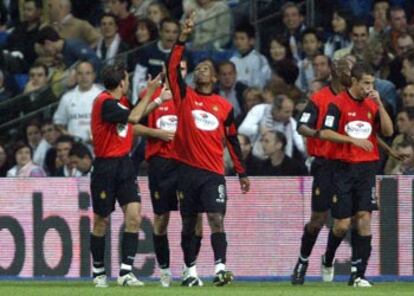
[36,26,61,44]
[351,62,375,80]
[234,22,256,39]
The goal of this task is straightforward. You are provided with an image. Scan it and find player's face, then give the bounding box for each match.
[269,40,286,62]
[57,142,72,165]
[218,64,236,89]
[194,62,215,85]
[354,74,375,98]
[159,22,179,49]
[396,111,410,134]
[15,147,31,167]
[403,85,414,107]
[26,125,42,146]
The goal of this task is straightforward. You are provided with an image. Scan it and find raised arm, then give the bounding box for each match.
[369,90,394,137]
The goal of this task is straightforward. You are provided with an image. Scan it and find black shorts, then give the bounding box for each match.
[311,157,335,212]
[330,161,379,219]
[90,156,141,217]
[148,156,178,215]
[177,163,227,216]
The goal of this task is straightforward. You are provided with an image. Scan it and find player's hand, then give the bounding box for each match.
[147,73,163,93]
[239,177,250,193]
[179,11,195,42]
[155,129,175,142]
[160,85,172,102]
[368,89,382,106]
[351,138,374,151]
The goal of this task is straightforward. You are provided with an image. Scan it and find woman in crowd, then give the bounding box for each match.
[324,9,351,58]
[6,141,46,177]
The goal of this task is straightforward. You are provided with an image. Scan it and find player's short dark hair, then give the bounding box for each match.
[69,142,92,159]
[351,62,374,80]
[100,12,118,24]
[102,63,127,90]
[36,26,61,44]
[403,49,414,66]
[56,135,74,146]
[30,61,49,76]
[13,141,33,158]
[25,0,43,9]
[234,22,256,39]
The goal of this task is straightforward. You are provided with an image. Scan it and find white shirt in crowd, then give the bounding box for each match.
[230,49,271,88]
[238,103,306,159]
[32,139,51,168]
[53,84,103,141]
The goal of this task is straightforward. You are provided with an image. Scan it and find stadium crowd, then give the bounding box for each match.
[0,0,414,177]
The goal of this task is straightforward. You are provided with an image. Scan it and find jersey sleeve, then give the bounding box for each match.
[224,109,247,177]
[297,100,319,129]
[322,103,341,131]
[101,100,130,124]
[166,42,187,107]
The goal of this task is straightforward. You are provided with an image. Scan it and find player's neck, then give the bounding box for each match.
[348,87,363,101]
[108,89,123,100]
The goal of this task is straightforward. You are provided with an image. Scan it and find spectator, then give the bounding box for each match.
[147,2,170,28]
[402,84,414,107]
[25,121,42,158]
[333,20,369,61]
[384,6,409,56]
[388,33,414,89]
[96,13,129,64]
[227,134,262,176]
[134,18,158,47]
[308,78,328,97]
[46,0,100,47]
[272,60,303,103]
[35,26,102,71]
[7,141,46,177]
[69,142,92,176]
[217,60,248,123]
[402,49,414,85]
[0,143,9,177]
[230,22,271,88]
[258,130,308,176]
[0,69,12,102]
[109,0,138,46]
[53,135,81,176]
[2,0,42,73]
[238,94,306,160]
[41,120,61,174]
[296,28,323,92]
[130,0,152,19]
[185,0,231,49]
[313,54,332,83]
[384,107,414,174]
[23,62,49,94]
[53,61,102,142]
[390,140,414,175]
[363,37,392,79]
[267,34,295,66]
[242,87,263,114]
[131,18,180,104]
[324,9,352,58]
[369,0,390,38]
[280,1,306,60]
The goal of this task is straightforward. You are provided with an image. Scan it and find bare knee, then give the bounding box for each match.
[307,211,328,234]
[154,213,170,235]
[333,218,351,237]
[93,215,109,236]
[207,213,224,233]
[124,203,142,233]
[355,211,372,236]
[195,214,203,237]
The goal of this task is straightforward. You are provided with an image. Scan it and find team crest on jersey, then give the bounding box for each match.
[156,115,178,131]
[192,110,219,131]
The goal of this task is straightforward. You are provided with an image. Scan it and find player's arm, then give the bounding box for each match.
[133,124,175,142]
[320,103,374,151]
[142,84,172,117]
[166,13,195,106]
[297,100,320,138]
[369,90,394,137]
[224,109,250,193]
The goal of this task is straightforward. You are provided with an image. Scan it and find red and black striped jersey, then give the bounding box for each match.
[167,42,246,176]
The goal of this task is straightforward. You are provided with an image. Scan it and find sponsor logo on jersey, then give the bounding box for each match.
[345,120,372,139]
[192,110,219,131]
[156,115,177,131]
